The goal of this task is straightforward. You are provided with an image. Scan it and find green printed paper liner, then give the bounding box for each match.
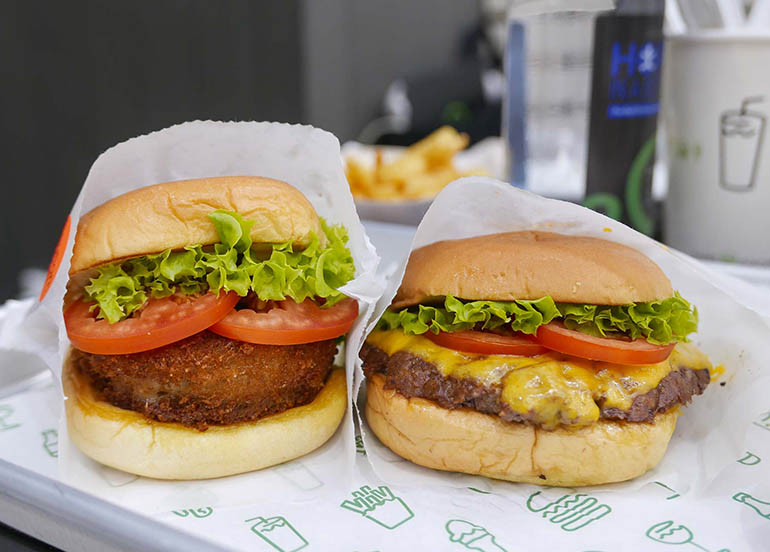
[2,185,770,549]
[1,121,382,512]
[355,176,770,495]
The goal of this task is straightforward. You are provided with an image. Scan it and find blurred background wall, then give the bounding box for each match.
[302,1,482,140]
[0,0,482,301]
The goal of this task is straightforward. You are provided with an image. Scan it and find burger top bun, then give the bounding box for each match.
[391,231,673,309]
[70,176,323,275]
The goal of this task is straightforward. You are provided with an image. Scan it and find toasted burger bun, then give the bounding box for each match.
[70,176,323,274]
[63,355,346,480]
[391,231,673,309]
[366,374,677,487]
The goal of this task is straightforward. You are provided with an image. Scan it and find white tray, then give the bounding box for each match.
[0,221,767,552]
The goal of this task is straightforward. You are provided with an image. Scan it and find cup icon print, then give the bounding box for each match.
[720,96,766,192]
[753,411,770,432]
[0,404,20,432]
[445,519,507,552]
[646,520,729,552]
[736,452,761,466]
[41,429,58,457]
[340,485,414,529]
[525,491,611,532]
[246,516,308,552]
[653,481,681,500]
[733,491,770,520]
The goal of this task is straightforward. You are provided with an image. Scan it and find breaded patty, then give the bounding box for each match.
[72,331,338,430]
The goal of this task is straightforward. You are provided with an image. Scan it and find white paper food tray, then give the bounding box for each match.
[1,221,769,551]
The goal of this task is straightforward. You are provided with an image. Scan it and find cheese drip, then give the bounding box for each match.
[366,330,712,429]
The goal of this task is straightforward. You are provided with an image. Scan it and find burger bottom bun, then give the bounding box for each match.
[365,374,677,487]
[63,357,346,480]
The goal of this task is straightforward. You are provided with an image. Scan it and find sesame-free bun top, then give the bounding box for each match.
[70,176,323,274]
[391,231,673,309]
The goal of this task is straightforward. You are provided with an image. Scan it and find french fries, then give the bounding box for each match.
[345,126,484,201]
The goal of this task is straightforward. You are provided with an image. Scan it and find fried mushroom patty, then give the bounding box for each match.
[360,343,709,427]
[72,331,338,430]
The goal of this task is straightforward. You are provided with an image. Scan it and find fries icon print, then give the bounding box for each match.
[525,491,611,531]
[340,485,414,529]
[0,404,20,432]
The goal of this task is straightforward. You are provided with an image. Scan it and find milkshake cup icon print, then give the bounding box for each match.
[720,96,766,192]
[246,516,308,552]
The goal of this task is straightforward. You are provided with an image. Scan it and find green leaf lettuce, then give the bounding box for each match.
[378,293,697,345]
[83,210,356,323]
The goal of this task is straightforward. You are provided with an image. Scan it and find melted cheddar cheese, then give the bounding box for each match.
[366,330,713,429]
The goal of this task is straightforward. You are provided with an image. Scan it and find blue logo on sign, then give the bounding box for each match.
[608,41,662,119]
[637,43,659,74]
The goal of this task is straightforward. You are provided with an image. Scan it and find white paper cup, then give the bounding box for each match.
[663,33,770,264]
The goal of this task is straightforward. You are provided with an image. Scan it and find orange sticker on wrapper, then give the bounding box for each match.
[40,215,71,301]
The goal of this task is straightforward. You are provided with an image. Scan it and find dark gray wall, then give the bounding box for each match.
[0,1,303,300]
[302,0,480,140]
[0,1,480,301]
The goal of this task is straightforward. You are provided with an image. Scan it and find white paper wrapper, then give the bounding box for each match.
[1,121,382,512]
[2,219,770,550]
[356,176,770,497]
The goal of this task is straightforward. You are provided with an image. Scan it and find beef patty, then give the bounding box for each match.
[360,343,709,426]
[72,331,338,430]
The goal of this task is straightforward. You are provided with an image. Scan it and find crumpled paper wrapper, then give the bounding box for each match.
[2,207,770,550]
[356,176,770,498]
[1,121,382,512]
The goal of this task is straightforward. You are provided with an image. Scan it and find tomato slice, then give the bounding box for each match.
[209,297,359,345]
[530,322,675,365]
[65,292,240,355]
[424,330,549,356]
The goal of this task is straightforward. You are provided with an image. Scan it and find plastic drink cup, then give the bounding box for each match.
[663,33,770,263]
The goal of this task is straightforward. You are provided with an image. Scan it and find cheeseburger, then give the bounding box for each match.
[63,176,358,479]
[361,231,712,486]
